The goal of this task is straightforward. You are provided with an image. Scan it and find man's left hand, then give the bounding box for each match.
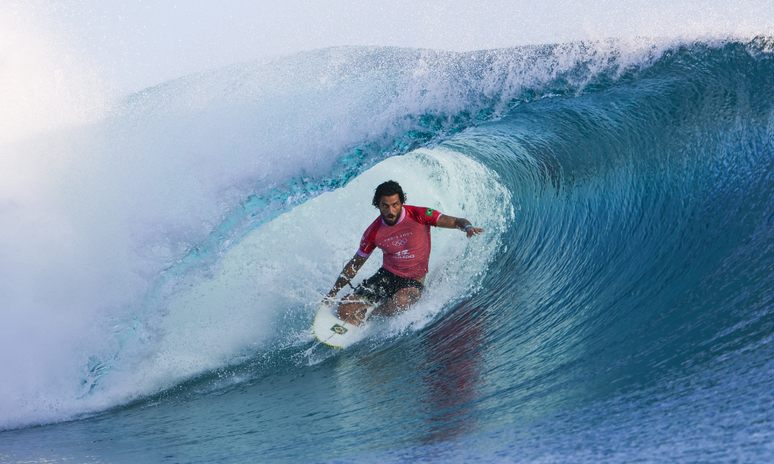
[465,226,484,238]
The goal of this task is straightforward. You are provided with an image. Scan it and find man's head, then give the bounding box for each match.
[373,181,406,226]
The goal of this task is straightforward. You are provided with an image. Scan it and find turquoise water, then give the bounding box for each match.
[2,39,774,462]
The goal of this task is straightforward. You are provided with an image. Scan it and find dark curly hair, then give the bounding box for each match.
[372,180,406,207]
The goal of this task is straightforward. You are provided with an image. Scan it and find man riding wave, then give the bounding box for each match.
[326,180,484,325]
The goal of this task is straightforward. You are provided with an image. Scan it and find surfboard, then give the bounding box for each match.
[312,302,374,348]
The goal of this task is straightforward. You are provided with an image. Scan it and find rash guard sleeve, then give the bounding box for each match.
[404,205,442,226]
[357,218,381,257]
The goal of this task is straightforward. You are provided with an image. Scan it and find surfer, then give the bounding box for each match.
[325,180,484,325]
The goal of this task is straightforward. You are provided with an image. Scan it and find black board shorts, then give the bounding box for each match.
[353,268,424,306]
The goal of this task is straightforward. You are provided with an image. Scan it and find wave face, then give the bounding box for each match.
[2,38,774,462]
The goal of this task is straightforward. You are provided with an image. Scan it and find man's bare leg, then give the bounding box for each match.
[373,287,422,318]
[336,294,369,326]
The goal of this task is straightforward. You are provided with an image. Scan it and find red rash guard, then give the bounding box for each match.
[357,205,443,280]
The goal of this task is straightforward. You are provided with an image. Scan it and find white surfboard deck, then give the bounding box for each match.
[313,302,375,349]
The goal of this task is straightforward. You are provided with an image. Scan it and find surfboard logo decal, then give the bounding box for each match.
[331,324,347,334]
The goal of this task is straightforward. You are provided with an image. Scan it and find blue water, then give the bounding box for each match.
[2,38,774,462]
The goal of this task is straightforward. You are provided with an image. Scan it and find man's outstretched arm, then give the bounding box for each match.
[436,215,484,238]
[326,253,369,299]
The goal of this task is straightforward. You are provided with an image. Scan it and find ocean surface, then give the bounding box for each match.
[2,38,774,462]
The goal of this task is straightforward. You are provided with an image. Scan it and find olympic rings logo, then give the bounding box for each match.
[392,239,408,246]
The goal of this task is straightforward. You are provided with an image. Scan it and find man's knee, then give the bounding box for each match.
[392,287,421,309]
[337,299,367,321]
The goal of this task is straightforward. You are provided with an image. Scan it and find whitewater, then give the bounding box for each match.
[2,4,774,462]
